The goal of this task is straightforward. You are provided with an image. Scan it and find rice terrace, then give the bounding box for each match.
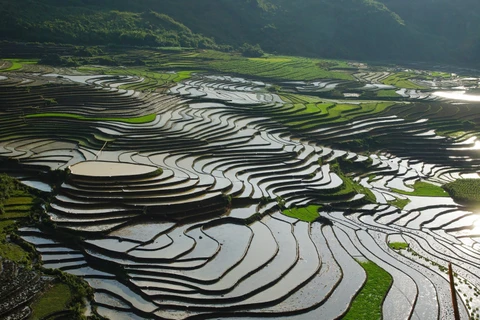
[3,42,480,320]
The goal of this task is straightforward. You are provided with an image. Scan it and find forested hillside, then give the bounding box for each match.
[1,0,480,65]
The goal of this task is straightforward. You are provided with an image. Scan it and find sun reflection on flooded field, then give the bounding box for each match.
[433,90,480,101]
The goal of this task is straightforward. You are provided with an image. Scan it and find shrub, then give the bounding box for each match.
[444,179,480,204]
[239,43,264,57]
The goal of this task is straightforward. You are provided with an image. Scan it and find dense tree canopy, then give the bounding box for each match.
[1,0,480,65]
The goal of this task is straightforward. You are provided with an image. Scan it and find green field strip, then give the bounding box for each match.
[381,72,427,90]
[30,283,73,320]
[0,58,39,72]
[282,205,321,222]
[392,181,449,197]
[343,260,392,320]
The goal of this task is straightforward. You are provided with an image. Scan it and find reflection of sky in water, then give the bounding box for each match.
[471,215,480,234]
[449,136,480,151]
[433,91,480,101]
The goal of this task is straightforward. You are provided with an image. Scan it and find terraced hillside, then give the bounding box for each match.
[1,58,480,319]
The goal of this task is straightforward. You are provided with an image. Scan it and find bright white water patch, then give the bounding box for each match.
[448,136,480,151]
[343,93,361,98]
[21,180,53,192]
[470,216,480,234]
[0,76,7,80]
[433,90,480,101]
[43,74,112,84]
[70,161,158,177]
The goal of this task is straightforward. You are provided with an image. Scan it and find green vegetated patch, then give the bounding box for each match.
[343,260,392,320]
[388,242,409,250]
[30,283,72,320]
[388,197,411,209]
[436,130,467,138]
[376,89,401,98]
[0,220,30,263]
[0,58,38,72]
[327,161,376,204]
[77,66,196,90]
[70,49,352,82]
[282,205,320,222]
[26,112,156,124]
[0,175,33,264]
[173,70,196,82]
[279,94,396,129]
[197,51,353,81]
[382,72,426,89]
[443,179,480,205]
[0,173,96,318]
[431,71,452,79]
[392,181,449,197]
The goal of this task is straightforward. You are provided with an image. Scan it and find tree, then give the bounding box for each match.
[239,43,264,57]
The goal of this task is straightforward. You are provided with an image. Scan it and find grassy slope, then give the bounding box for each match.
[388,197,411,209]
[71,49,353,85]
[0,181,32,263]
[0,59,38,72]
[343,261,392,320]
[376,89,401,98]
[30,283,72,320]
[280,94,397,128]
[0,174,85,318]
[283,205,320,222]
[382,72,427,89]
[388,242,409,250]
[196,51,354,81]
[392,181,449,197]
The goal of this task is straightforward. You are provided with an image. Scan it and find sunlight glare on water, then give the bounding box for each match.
[472,216,480,234]
[433,90,480,101]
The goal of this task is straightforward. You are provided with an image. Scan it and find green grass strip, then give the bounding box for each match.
[26,113,157,124]
[0,195,32,263]
[392,181,449,197]
[376,89,401,98]
[388,242,409,250]
[388,198,411,209]
[30,283,72,320]
[0,58,38,72]
[343,260,392,320]
[382,72,426,89]
[173,70,197,82]
[283,205,320,222]
[0,219,28,263]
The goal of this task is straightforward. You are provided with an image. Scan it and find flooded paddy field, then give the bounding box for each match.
[2,62,480,319]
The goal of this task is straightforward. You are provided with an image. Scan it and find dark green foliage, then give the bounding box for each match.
[0,174,18,201]
[336,157,373,174]
[0,174,24,214]
[1,0,480,65]
[444,179,480,205]
[239,43,264,57]
[0,1,219,50]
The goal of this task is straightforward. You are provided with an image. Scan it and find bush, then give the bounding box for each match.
[239,43,264,57]
[444,179,480,204]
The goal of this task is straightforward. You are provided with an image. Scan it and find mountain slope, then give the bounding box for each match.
[0,0,479,65]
